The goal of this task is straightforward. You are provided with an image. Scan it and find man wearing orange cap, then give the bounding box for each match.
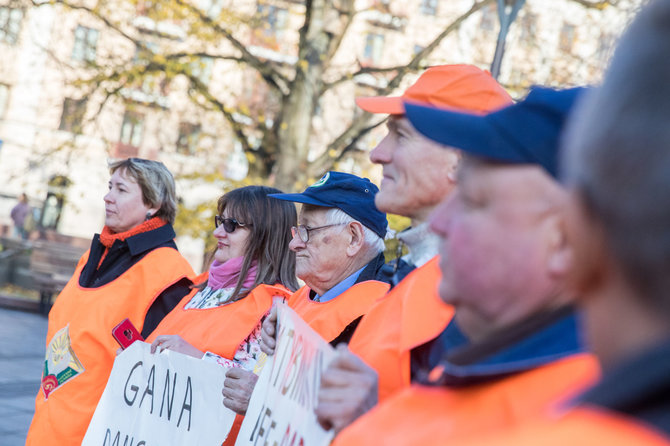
[309,65,514,433]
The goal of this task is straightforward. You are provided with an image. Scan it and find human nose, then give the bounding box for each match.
[213,224,227,238]
[289,231,305,252]
[369,134,393,165]
[103,190,114,204]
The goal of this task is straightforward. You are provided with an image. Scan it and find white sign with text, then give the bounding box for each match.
[82,341,236,446]
[236,303,337,446]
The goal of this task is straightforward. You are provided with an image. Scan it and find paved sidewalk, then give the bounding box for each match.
[0,307,47,445]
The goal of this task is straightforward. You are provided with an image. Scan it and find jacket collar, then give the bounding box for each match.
[422,306,586,387]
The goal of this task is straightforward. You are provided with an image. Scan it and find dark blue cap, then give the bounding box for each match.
[269,171,388,239]
[403,86,588,178]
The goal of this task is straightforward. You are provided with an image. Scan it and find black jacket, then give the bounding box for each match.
[79,223,192,338]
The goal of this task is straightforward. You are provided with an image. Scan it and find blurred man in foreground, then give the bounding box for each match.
[451,1,670,444]
[331,87,600,445]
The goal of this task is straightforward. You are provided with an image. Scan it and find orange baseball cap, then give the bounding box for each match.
[355,64,513,115]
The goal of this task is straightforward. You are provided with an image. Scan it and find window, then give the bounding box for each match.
[120,110,144,148]
[59,98,87,133]
[176,122,201,154]
[190,57,213,86]
[413,44,425,57]
[520,13,536,41]
[559,23,576,52]
[72,25,99,63]
[0,83,9,118]
[480,5,496,31]
[199,0,225,19]
[363,33,384,65]
[596,33,614,63]
[419,0,438,15]
[0,7,23,45]
[257,4,288,38]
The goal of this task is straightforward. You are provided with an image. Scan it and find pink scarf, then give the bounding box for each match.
[207,256,258,291]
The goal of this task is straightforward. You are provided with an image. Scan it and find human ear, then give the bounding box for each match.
[445,149,461,184]
[345,222,365,256]
[546,213,572,279]
[561,191,609,299]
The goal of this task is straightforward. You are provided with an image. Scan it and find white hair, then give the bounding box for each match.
[325,208,386,253]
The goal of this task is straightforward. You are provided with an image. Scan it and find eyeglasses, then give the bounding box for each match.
[214,216,249,233]
[291,223,345,243]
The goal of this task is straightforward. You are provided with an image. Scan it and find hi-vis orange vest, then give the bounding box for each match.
[288,280,390,343]
[348,256,453,401]
[147,282,292,358]
[332,353,600,446]
[458,408,670,446]
[146,280,292,446]
[26,247,194,446]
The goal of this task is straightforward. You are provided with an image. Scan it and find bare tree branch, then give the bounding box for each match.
[172,0,291,95]
[32,0,140,45]
[323,0,494,93]
[312,0,495,172]
[568,0,615,8]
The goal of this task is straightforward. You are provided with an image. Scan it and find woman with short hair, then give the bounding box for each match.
[27,158,195,446]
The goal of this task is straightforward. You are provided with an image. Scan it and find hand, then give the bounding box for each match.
[150,335,204,359]
[314,344,379,434]
[260,305,278,355]
[222,367,259,415]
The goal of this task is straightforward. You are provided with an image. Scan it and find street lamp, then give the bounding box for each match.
[490,0,526,79]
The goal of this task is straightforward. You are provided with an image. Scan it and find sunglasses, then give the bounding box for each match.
[214,216,250,233]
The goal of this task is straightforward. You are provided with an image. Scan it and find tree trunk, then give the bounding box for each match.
[272,0,344,192]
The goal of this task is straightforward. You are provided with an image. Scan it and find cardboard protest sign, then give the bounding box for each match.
[236,303,337,446]
[82,341,236,446]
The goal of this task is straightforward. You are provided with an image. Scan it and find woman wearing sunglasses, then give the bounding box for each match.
[144,185,298,441]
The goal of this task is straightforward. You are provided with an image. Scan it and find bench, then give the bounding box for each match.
[29,241,86,313]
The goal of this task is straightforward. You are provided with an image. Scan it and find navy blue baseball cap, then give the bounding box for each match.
[269,171,388,239]
[403,86,588,178]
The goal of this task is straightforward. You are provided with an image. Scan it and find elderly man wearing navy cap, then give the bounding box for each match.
[269,170,390,339]
[222,171,391,416]
[331,87,600,445]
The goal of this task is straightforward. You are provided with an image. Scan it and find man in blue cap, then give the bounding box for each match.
[269,170,389,345]
[444,1,670,444]
[222,171,391,416]
[331,87,599,445]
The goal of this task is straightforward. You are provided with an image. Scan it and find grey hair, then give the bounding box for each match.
[325,207,386,253]
[560,0,670,315]
[109,158,178,224]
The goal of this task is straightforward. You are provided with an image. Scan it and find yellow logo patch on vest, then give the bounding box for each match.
[42,325,85,399]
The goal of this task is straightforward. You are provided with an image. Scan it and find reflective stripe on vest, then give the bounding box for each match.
[349,256,453,401]
[288,280,390,342]
[333,352,600,446]
[26,247,195,446]
[147,283,292,359]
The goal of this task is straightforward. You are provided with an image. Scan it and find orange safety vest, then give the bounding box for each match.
[288,280,390,343]
[459,408,670,446]
[147,282,292,358]
[333,352,600,446]
[147,280,292,446]
[26,247,194,446]
[348,256,453,401]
